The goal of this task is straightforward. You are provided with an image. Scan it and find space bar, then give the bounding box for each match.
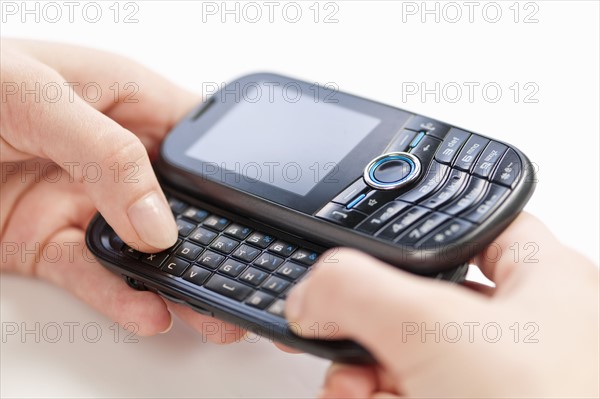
[204,275,252,301]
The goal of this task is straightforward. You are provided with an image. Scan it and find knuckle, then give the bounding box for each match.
[101,133,148,172]
[1,53,66,148]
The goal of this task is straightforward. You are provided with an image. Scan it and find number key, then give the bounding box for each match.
[290,249,319,266]
[224,224,252,240]
[246,232,276,249]
[268,241,296,257]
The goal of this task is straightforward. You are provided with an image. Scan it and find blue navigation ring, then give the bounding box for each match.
[363,152,422,190]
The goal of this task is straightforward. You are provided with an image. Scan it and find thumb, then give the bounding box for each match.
[1,54,177,252]
[285,248,485,369]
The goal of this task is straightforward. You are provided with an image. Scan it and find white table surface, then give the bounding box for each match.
[1,1,598,397]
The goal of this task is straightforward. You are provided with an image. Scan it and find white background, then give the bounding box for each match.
[1,1,599,398]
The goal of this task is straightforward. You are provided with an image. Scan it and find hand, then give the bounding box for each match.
[285,213,599,398]
[0,39,244,341]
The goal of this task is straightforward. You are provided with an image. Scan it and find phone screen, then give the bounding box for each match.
[186,83,381,196]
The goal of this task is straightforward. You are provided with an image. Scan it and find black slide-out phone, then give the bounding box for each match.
[86,73,536,363]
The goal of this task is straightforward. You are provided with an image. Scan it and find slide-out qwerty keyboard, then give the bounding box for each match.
[108,195,321,319]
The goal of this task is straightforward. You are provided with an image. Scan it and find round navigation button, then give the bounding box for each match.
[373,159,412,183]
[364,152,421,190]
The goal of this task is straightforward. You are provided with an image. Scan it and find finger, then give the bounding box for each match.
[37,228,173,336]
[371,393,402,399]
[473,212,564,291]
[320,364,378,399]
[0,177,165,336]
[4,38,199,144]
[166,302,246,344]
[273,342,303,354]
[285,248,486,371]
[1,50,177,252]
[462,279,496,296]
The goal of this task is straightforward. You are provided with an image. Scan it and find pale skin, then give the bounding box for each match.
[2,40,598,398]
[0,39,244,341]
[285,213,600,398]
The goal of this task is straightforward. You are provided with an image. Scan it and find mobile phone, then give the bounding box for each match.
[86,73,535,363]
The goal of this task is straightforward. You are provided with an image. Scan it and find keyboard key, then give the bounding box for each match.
[417,219,474,248]
[181,207,209,223]
[420,169,468,209]
[262,276,290,295]
[404,116,450,139]
[491,148,522,188]
[267,299,286,318]
[253,252,285,271]
[353,190,398,214]
[268,241,297,257]
[409,135,442,166]
[454,135,490,172]
[183,266,212,286]
[276,262,307,280]
[175,241,203,261]
[210,236,239,254]
[224,224,252,240]
[399,162,449,203]
[442,176,488,216]
[245,291,275,310]
[141,252,169,268]
[290,249,319,266]
[167,197,188,214]
[218,259,247,277]
[239,267,268,286]
[385,129,418,152]
[377,206,430,241]
[246,232,276,249]
[161,257,190,277]
[197,250,225,269]
[202,215,229,231]
[331,179,369,206]
[473,141,507,178]
[461,183,510,223]
[232,244,261,262]
[435,128,470,164]
[396,212,450,245]
[167,239,182,253]
[176,218,196,236]
[123,245,141,259]
[315,203,367,228]
[356,201,410,235]
[188,227,217,246]
[205,275,252,301]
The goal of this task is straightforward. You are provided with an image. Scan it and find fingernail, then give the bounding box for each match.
[160,311,174,334]
[285,280,308,321]
[128,191,177,249]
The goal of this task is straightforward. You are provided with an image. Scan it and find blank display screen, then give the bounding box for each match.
[186,84,381,196]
